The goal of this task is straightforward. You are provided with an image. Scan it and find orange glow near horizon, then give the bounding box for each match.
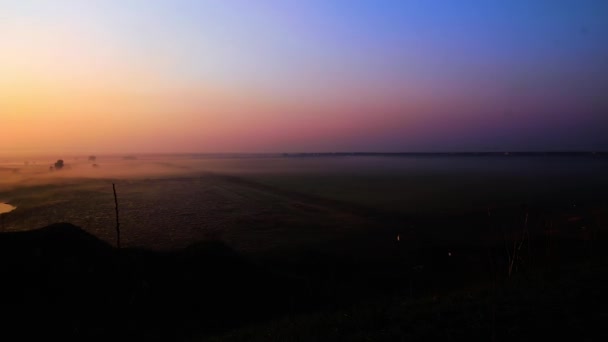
[0,25,432,155]
[2,1,607,155]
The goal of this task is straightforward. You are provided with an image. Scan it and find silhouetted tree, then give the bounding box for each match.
[54,160,64,170]
[88,155,97,162]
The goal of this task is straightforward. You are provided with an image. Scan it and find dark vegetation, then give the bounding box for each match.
[54,159,65,170]
[1,202,607,341]
[2,156,608,340]
[0,223,300,341]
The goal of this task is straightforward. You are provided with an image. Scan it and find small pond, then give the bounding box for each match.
[0,203,16,214]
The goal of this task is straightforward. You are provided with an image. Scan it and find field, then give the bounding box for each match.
[4,154,608,245]
[2,154,608,340]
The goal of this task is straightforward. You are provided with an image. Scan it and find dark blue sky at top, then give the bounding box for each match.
[318,0,608,151]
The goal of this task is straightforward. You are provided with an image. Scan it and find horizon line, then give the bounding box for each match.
[3,151,607,157]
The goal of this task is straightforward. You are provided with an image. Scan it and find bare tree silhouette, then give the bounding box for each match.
[113,183,121,249]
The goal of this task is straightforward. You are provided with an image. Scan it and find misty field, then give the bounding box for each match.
[0,155,608,270]
[2,154,608,255]
[3,154,608,340]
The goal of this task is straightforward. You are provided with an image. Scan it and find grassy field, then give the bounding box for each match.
[1,155,608,340]
[2,154,608,275]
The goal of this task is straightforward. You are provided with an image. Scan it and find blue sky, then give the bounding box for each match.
[1,0,607,153]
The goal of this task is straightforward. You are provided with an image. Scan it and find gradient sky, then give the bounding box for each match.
[1,0,607,154]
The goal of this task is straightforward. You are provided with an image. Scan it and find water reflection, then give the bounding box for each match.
[0,203,16,214]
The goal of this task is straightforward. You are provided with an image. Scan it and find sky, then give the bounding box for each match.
[1,0,607,154]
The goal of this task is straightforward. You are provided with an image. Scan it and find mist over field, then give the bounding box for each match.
[1,154,204,187]
[3,153,608,208]
[3,153,608,250]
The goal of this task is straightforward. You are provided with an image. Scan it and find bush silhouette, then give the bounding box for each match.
[54,160,64,170]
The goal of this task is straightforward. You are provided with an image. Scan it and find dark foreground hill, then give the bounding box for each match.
[0,223,306,341]
[2,212,608,341]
